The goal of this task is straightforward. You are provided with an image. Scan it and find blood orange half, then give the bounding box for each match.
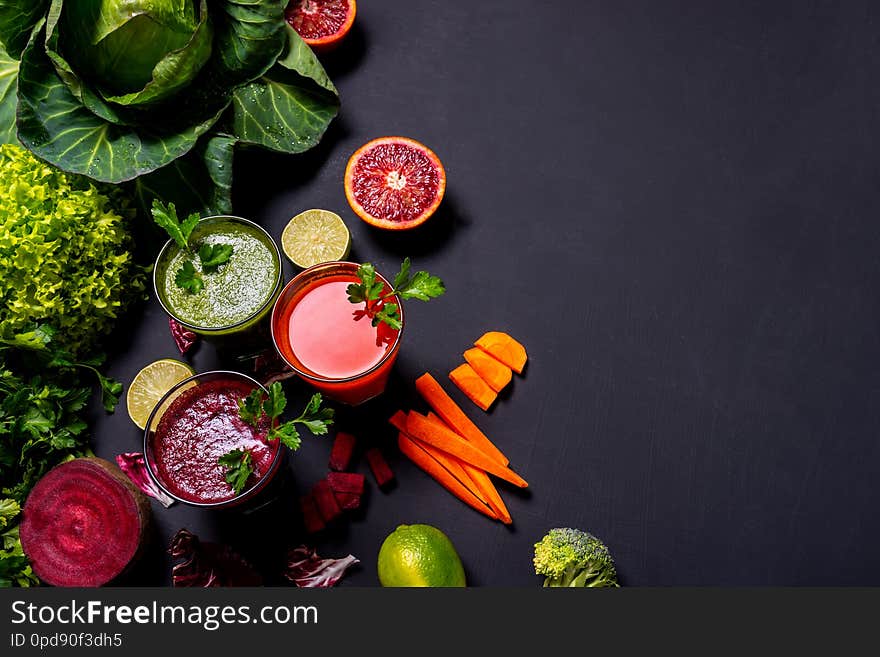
[286,0,356,52]
[344,136,447,230]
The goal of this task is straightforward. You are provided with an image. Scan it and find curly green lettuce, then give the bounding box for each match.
[0,143,145,357]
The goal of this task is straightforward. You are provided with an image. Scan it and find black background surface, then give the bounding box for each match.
[93,0,880,586]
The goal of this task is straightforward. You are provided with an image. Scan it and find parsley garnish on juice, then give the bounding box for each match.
[346,258,446,330]
[219,383,335,494]
[151,200,234,294]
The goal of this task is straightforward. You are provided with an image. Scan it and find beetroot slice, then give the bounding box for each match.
[300,495,325,534]
[334,491,362,511]
[326,471,365,495]
[328,432,357,471]
[311,479,342,523]
[20,457,151,587]
[366,447,395,488]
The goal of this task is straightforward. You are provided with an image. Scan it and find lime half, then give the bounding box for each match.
[281,209,351,269]
[126,358,196,430]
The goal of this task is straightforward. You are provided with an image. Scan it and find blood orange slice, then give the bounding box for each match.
[344,136,446,230]
[286,0,356,52]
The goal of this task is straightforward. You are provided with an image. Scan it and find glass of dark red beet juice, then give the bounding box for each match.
[143,370,284,509]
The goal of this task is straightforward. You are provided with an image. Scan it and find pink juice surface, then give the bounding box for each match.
[150,377,278,504]
[287,280,395,378]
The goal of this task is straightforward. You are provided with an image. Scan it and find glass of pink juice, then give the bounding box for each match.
[270,261,403,405]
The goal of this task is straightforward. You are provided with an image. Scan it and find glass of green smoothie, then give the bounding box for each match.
[153,216,283,350]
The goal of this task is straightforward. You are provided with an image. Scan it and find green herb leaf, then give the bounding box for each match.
[395,269,446,302]
[263,392,334,448]
[198,243,234,272]
[263,382,287,419]
[268,423,301,451]
[218,449,253,495]
[151,200,200,252]
[175,260,204,294]
[347,262,382,304]
[292,393,335,436]
[393,257,412,291]
[372,302,402,330]
[238,388,265,425]
[347,258,445,329]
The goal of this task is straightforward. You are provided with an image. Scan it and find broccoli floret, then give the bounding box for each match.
[533,528,619,587]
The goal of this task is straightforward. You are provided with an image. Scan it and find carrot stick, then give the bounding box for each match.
[414,373,509,466]
[393,411,489,505]
[397,433,497,520]
[425,412,512,525]
[405,411,528,488]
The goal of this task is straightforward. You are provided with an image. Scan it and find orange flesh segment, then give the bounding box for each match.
[449,363,498,411]
[474,331,527,374]
[414,373,509,466]
[463,347,512,392]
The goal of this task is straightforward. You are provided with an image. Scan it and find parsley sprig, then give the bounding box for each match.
[218,449,253,495]
[346,258,445,330]
[151,200,234,294]
[219,384,335,495]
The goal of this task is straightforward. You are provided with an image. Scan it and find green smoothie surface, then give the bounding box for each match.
[156,218,280,329]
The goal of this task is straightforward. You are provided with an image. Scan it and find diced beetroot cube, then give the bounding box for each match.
[329,432,357,472]
[326,471,365,495]
[333,491,362,511]
[311,479,342,523]
[299,495,325,534]
[366,447,395,488]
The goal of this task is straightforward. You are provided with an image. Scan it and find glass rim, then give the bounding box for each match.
[152,215,284,333]
[142,369,283,509]
[269,260,405,385]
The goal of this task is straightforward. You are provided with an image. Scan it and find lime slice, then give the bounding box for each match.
[126,358,196,431]
[281,209,351,268]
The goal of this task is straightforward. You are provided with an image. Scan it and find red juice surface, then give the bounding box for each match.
[150,377,278,504]
[287,278,398,379]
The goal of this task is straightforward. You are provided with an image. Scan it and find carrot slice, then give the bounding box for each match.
[475,331,527,374]
[405,411,528,488]
[392,411,489,505]
[423,413,488,505]
[426,411,512,524]
[449,363,498,411]
[414,373,509,466]
[463,347,512,392]
[397,433,497,520]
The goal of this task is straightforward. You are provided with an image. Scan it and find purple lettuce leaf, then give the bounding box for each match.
[284,545,359,587]
[169,318,198,355]
[169,529,263,587]
[115,452,176,508]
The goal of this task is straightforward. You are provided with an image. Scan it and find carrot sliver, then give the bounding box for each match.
[449,363,498,411]
[389,410,409,433]
[414,373,509,466]
[463,348,512,392]
[475,331,527,374]
[406,411,528,488]
[424,413,487,504]
[463,465,512,524]
[397,433,497,520]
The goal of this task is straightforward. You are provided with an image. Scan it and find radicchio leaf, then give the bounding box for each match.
[169,318,198,355]
[115,452,176,508]
[284,545,359,587]
[169,529,263,587]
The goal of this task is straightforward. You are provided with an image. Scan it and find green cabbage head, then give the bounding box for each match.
[61,0,213,106]
[0,0,339,218]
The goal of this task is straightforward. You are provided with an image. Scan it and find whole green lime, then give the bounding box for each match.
[377,524,466,587]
